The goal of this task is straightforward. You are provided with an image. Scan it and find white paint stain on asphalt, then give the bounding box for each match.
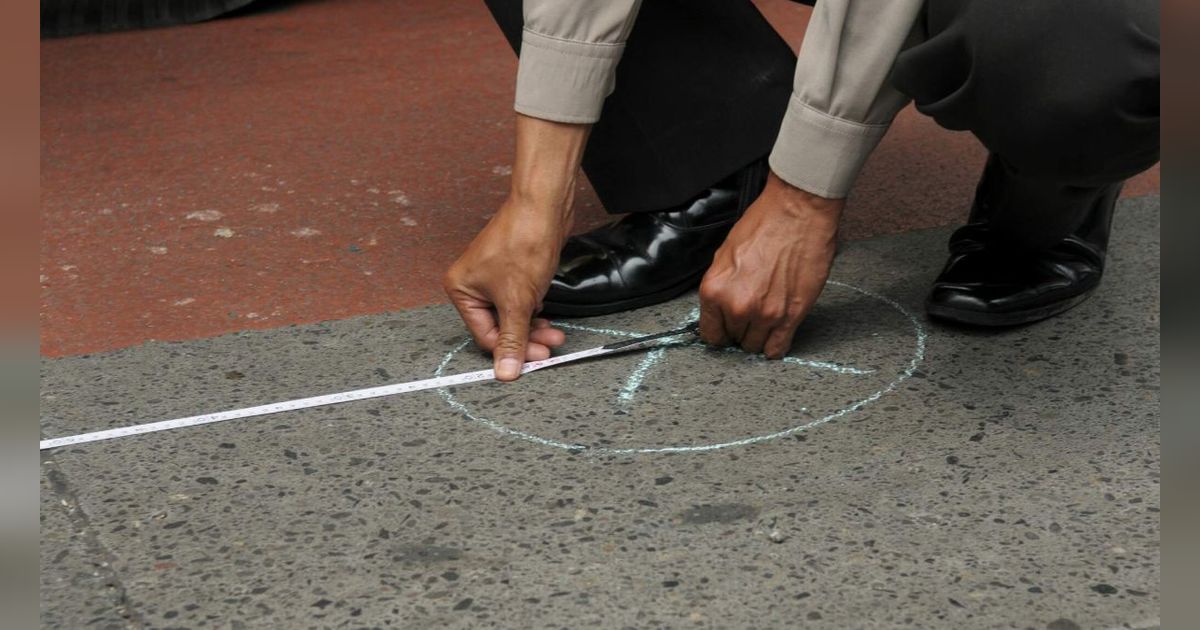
[186,210,223,222]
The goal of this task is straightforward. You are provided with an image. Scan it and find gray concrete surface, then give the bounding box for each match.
[40,196,1160,629]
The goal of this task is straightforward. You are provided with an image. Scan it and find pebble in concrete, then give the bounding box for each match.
[40,197,1160,628]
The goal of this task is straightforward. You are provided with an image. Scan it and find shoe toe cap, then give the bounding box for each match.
[927,285,992,314]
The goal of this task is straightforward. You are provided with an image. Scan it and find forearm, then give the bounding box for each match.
[506,113,592,244]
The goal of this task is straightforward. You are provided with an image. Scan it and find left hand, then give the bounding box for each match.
[698,172,845,359]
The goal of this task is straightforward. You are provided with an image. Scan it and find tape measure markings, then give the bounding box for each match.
[39,326,697,451]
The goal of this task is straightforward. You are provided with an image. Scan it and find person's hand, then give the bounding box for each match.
[443,199,568,380]
[698,172,844,358]
[443,114,589,381]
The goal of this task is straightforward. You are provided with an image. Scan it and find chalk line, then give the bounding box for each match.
[436,280,926,454]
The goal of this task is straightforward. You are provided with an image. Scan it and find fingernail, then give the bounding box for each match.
[497,358,522,380]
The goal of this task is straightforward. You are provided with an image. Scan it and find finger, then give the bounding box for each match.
[450,297,501,351]
[529,326,566,348]
[698,292,730,346]
[494,305,533,381]
[723,306,751,349]
[530,317,566,347]
[763,325,798,360]
[740,321,771,355]
[765,298,816,358]
[763,321,801,359]
[525,343,551,361]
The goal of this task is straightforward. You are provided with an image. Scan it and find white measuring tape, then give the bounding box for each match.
[39,324,700,451]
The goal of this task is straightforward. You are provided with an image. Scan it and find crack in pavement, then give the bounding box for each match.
[42,458,146,628]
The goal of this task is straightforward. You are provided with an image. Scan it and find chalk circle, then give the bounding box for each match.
[434,279,926,451]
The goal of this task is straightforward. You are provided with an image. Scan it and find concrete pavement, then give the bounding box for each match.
[40,195,1160,628]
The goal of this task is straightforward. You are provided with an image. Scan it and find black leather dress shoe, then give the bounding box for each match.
[926,158,1122,327]
[542,160,769,317]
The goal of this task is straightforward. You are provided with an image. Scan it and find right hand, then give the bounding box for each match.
[444,113,590,381]
[442,197,568,381]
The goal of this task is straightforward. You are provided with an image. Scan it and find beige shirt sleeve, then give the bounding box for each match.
[513,0,922,198]
[769,0,925,199]
[514,0,643,124]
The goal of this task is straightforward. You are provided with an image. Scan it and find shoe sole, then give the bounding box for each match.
[924,290,1095,327]
[541,269,707,318]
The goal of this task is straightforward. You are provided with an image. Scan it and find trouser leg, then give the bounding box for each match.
[483,0,797,213]
[891,0,1160,250]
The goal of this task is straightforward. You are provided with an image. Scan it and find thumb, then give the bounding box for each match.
[494,306,532,381]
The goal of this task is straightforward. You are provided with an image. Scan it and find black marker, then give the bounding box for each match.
[600,322,701,352]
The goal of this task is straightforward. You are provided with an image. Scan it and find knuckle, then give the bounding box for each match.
[495,331,524,353]
[759,304,785,322]
[441,269,458,291]
[727,300,753,320]
[698,277,727,302]
[500,294,533,315]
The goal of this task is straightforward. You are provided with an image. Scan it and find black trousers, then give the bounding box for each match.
[485,0,1159,238]
[485,0,798,213]
[42,0,257,37]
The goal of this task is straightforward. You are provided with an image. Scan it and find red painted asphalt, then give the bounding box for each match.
[40,0,1159,358]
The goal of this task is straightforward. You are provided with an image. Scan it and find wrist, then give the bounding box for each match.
[766,172,845,219]
[508,176,577,217]
[753,172,845,237]
[495,194,574,250]
[503,113,590,239]
[509,114,589,208]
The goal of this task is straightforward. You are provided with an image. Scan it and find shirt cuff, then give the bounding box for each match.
[514,28,625,124]
[768,96,892,199]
